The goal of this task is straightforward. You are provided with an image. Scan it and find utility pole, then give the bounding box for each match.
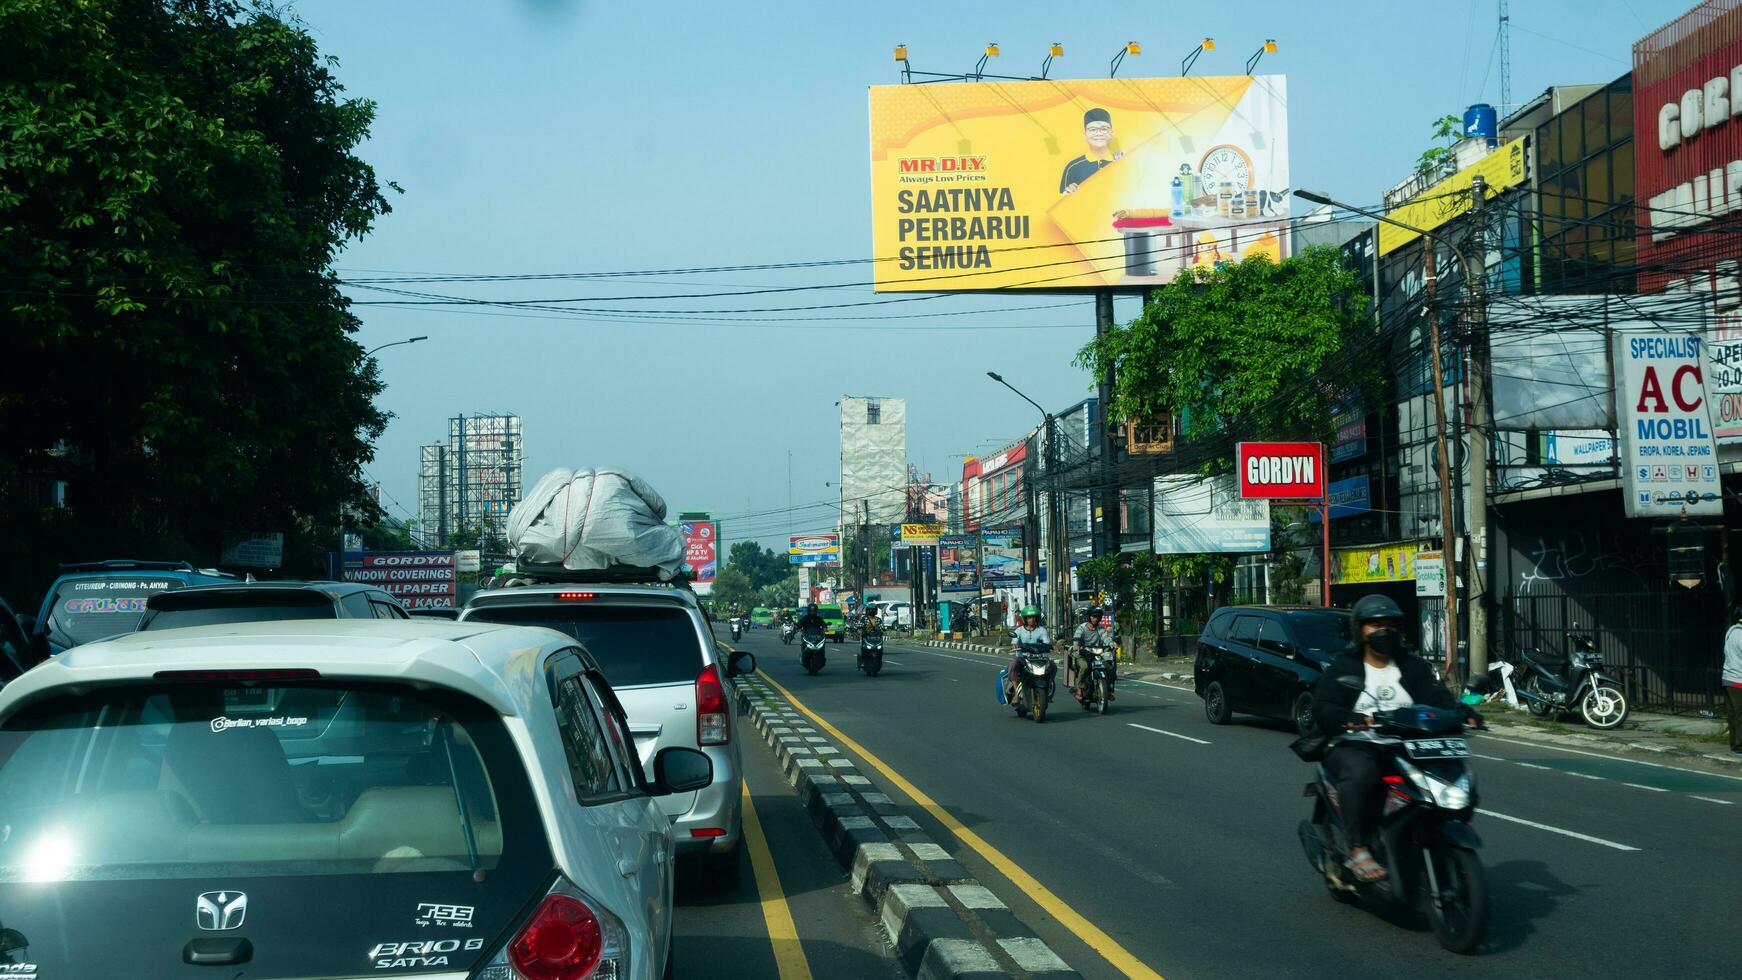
[1095,292,1122,561]
[1045,413,1067,634]
[1466,175,1491,678]
[1425,241,1463,678]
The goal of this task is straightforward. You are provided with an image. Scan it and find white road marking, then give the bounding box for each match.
[1128,723,1211,745]
[1476,809,1640,851]
[1472,753,1508,761]
[1622,782,1668,792]
[1568,772,1605,781]
[1692,796,1736,805]
[1516,762,1552,771]
[1474,732,1742,783]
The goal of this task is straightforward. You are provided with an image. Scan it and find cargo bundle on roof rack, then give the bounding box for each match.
[504,562,693,589]
[506,467,686,577]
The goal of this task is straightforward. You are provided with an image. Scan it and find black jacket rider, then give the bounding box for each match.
[796,609,828,635]
[1311,650,1463,735]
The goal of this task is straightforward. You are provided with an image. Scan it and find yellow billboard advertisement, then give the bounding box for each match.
[1377,137,1527,255]
[868,76,1291,292]
[1330,542,1432,585]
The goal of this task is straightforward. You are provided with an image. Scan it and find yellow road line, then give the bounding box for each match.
[740,781,814,980]
[757,669,1165,980]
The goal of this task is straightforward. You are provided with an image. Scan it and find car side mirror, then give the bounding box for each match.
[650,746,714,795]
[1335,674,1364,692]
[727,650,756,678]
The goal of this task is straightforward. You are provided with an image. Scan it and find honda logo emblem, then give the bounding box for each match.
[196,891,248,931]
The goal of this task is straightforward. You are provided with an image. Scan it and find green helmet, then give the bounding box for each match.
[1020,605,1040,619]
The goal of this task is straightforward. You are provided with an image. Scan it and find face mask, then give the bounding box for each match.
[1367,628,1403,658]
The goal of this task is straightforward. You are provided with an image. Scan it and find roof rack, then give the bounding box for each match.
[503,562,692,590]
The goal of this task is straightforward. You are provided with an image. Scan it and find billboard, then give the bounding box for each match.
[1613,333,1722,517]
[1331,543,1424,585]
[680,521,719,594]
[980,528,1025,587]
[334,551,457,610]
[1153,475,1271,554]
[939,534,979,593]
[1376,137,1527,255]
[896,523,944,547]
[789,533,842,565]
[868,75,1289,291]
[1236,442,1325,499]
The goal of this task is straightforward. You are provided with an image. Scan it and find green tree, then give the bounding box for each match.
[360,518,416,551]
[756,571,799,610]
[727,541,787,591]
[1077,246,1378,465]
[711,566,756,613]
[0,0,395,587]
[1415,113,1463,177]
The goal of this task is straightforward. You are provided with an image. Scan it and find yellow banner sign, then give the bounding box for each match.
[899,523,944,546]
[868,76,1292,291]
[1331,542,1430,585]
[1377,138,1527,255]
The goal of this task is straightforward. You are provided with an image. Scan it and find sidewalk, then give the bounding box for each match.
[916,637,1741,770]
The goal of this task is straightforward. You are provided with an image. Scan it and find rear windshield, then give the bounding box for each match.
[0,681,551,977]
[1288,612,1353,660]
[467,601,703,687]
[47,577,184,648]
[820,606,844,622]
[141,595,336,632]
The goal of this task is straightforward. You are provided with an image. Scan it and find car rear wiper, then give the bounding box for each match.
[436,720,481,875]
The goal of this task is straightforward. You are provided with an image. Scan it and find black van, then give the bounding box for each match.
[1193,605,1352,734]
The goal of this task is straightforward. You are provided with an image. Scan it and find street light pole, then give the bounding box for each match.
[340,336,432,565]
[988,372,1063,633]
[365,336,429,358]
[1294,188,1489,680]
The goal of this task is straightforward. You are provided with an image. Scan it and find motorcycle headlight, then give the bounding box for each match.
[1398,758,1473,811]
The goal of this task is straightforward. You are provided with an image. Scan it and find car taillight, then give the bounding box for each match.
[510,893,603,980]
[696,663,729,746]
[479,880,629,980]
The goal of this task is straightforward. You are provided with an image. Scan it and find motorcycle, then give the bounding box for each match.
[1298,698,1487,954]
[1075,644,1115,714]
[1516,632,1628,730]
[858,629,884,677]
[729,617,743,642]
[1010,641,1058,723]
[781,620,796,645]
[801,628,827,675]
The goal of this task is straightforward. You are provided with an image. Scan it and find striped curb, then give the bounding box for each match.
[731,670,1081,980]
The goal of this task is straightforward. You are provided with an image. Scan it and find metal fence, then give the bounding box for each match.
[1498,592,1725,715]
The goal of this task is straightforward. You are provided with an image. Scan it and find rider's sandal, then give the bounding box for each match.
[1346,851,1387,883]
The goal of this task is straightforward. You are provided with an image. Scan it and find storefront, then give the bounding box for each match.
[1328,540,1440,658]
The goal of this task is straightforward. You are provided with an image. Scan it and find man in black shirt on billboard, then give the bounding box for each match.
[1059,107,1123,194]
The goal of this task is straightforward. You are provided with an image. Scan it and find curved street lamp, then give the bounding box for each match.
[365,336,429,358]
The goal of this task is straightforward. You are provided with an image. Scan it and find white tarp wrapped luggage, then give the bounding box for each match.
[507,467,685,576]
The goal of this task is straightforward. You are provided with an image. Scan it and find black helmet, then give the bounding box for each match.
[807,603,819,614]
[1351,594,1404,625]
[1086,605,1103,619]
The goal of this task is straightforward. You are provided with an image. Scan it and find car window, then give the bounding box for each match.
[0,614,28,680]
[45,576,184,648]
[140,604,336,631]
[1287,612,1353,660]
[1201,610,1230,640]
[1228,615,1261,644]
[1256,618,1294,654]
[340,593,373,618]
[467,602,703,687]
[369,600,402,620]
[582,672,642,791]
[551,671,625,800]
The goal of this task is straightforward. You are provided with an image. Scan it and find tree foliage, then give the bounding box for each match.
[710,566,755,613]
[0,0,395,585]
[1077,246,1377,468]
[727,541,788,591]
[1415,113,1464,177]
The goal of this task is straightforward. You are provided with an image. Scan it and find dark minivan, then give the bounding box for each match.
[1194,605,1353,734]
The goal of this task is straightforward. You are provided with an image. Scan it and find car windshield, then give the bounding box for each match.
[465,601,702,687]
[1288,612,1353,659]
[46,577,184,648]
[820,607,844,623]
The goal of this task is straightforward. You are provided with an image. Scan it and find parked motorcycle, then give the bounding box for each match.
[1076,644,1115,714]
[1516,632,1628,730]
[729,617,743,642]
[1010,641,1058,723]
[781,620,797,645]
[1298,698,1487,954]
[801,628,827,675]
[858,629,884,677]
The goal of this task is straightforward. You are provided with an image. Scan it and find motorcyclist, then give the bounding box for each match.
[1006,605,1052,702]
[1071,605,1116,702]
[796,603,827,636]
[1311,594,1475,884]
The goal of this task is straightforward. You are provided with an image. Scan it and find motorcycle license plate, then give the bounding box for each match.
[1403,737,1471,760]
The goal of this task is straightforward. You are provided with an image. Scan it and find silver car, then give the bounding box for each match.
[461,577,746,882]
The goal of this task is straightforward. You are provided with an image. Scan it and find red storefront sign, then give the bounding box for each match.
[1634,7,1742,292]
[1236,442,1326,499]
[337,551,458,610]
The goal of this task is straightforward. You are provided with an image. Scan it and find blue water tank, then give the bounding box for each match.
[1463,103,1498,143]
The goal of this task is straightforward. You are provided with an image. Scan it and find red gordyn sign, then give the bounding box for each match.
[1236,442,1326,499]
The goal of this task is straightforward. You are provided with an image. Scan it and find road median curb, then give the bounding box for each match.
[733,669,1082,980]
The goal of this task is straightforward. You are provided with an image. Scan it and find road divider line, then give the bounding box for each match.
[1692,795,1736,805]
[1475,732,1742,783]
[757,670,1166,980]
[1128,723,1211,745]
[1476,808,1640,851]
[1622,782,1668,792]
[740,781,814,980]
[1472,753,1508,761]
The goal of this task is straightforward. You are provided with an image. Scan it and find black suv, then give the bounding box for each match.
[1194,605,1352,734]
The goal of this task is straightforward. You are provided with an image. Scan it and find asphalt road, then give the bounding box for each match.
[727,627,1742,980]
[670,669,901,980]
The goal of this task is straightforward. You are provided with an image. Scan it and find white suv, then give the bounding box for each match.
[461,576,746,882]
[0,620,713,979]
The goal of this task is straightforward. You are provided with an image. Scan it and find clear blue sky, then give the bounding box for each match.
[294,0,1688,552]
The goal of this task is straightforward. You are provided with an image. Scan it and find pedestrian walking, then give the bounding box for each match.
[1725,607,1742,756]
